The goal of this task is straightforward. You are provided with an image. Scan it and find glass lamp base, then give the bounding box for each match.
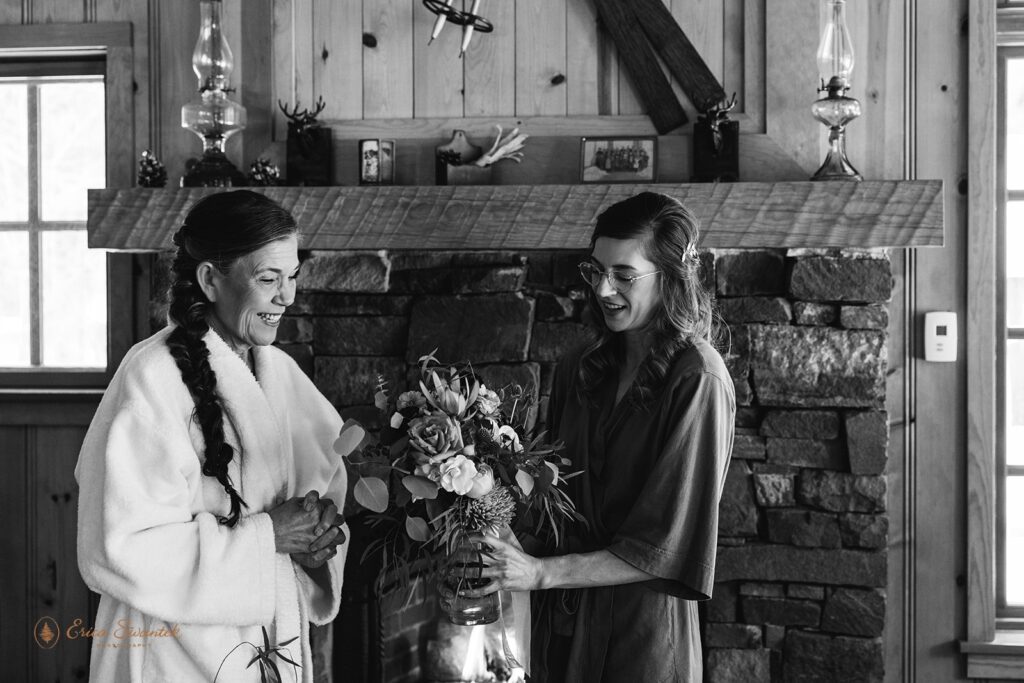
[181,148,247,188]
[811,150,863,181]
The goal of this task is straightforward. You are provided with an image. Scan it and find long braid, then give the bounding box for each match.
[167,232,247,527]
[165,190,297,526]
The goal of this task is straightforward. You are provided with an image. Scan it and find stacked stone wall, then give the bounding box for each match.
[271,246,891,683]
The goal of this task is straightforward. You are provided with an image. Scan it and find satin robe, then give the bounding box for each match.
[533,340,735,683]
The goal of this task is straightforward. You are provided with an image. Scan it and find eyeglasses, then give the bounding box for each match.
[578,262,660,293]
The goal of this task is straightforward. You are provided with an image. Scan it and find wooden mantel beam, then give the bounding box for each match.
[87,181,943,252]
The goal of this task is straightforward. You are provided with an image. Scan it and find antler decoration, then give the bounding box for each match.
[277,96,326,135]
[473,125,528,167]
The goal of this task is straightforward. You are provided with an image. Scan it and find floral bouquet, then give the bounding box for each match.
[334,352,581,625]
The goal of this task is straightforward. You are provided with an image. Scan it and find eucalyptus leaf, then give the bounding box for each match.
[333,421,366,457]
[353,477,389,513]
[402,475,439,500]
[405,516,432,542]
[515,468,535,496]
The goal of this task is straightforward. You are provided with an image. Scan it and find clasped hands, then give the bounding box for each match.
[268,490,345,569]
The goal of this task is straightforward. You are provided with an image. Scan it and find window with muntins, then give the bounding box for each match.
[999,48,1024,620]
[0,59,107,371]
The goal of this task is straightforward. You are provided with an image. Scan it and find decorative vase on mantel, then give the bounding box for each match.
[180,0,247,188]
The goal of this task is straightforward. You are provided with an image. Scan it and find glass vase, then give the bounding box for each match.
[440,536,500,625]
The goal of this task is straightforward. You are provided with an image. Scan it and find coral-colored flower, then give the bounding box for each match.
[397,391,427,411]
[438,455,478,495]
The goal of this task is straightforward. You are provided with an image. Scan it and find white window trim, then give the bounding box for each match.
[0,22,136,390]
[962,3,1024,677]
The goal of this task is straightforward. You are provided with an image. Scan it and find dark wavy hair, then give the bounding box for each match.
[167,190,297,526]
[578,191,717,405]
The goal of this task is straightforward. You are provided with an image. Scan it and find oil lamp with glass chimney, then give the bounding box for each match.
[811,0,862,181]
[181,0,247,187]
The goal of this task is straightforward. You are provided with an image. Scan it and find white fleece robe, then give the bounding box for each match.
[76,326,349,682]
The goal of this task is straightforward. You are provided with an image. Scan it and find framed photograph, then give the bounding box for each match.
[359,138,395,185]
[580,136,657,184]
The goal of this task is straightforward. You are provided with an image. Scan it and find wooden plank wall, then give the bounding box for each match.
[0,0,899,187]
[0,409,98,683]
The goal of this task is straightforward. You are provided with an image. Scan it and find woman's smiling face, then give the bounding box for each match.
[202,235,300,353]
[588,236,661,334]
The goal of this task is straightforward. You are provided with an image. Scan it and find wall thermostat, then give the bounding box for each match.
[924,311,957,362]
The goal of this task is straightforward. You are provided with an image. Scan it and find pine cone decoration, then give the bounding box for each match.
[137,149,167,188]
[465,486,516,531]
[248,157,281,186]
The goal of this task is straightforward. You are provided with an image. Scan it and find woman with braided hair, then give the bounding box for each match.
[76,190,349,682]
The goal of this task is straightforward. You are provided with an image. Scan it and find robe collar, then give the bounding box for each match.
[203,329,289,507]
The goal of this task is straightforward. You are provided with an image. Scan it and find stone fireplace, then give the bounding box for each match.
[264,246,893,683]
[91,182,939,683]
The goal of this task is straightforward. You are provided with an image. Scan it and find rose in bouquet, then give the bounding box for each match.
[335,353,582,625]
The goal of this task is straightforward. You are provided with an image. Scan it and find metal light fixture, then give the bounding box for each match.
[181,0,247,187]
[811,0,862,181]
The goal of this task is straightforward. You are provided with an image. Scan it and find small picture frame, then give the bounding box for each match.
[359,138,395,185]
[580,136,657,184]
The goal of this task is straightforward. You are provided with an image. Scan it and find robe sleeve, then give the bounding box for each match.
[282,360,351,625]
[606,368,734,600]
[76,397,278,627]
[294,460,350,625]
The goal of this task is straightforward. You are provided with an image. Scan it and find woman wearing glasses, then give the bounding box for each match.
[466,191,735,682]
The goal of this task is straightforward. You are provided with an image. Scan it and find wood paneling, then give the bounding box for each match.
[33,426,92,682]
[157,1,199,191]
[88,180,944,252]
[0,2,23,23]
[412,0,463,118]
[363,0,414,119]
[0,427,29,683]
[721,0,743,108]
[966,0,999,652]
[742,0,766,134]
[765,2,818,176]
[239,0,275,167]
[31,0,83,24]
[913,0,970,681]
[464,0,514,118]
[515,0,567,116]
[313,0,362,120]
[670,0,723,112]
[95,0,133,22]
[566,0,600,115]
[0,21,131,49]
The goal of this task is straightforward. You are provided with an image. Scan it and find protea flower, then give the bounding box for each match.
[465,486,516,531]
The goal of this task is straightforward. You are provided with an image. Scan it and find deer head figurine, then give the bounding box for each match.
[278,96,326,150]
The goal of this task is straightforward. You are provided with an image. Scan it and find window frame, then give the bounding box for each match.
[962,3,1024,677]
[997,47,1024,622]
[0,23,136,390]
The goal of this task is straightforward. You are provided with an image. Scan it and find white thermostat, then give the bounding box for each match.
[924,311,957,362]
